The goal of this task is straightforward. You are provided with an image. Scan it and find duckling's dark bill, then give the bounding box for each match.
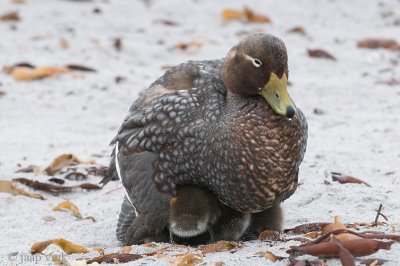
[259,73,296,118]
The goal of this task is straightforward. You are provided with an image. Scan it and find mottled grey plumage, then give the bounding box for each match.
[103,33,308,244]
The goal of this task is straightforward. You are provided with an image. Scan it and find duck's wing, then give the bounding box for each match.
[101,59,225,188]
[115,151,170,244]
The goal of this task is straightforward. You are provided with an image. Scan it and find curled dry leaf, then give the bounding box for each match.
[331,173,371,187]
[53,201,80,216]
[289,238,394,257]
[12,177,101,195]
[0,11,20,21]
[93,247,105,255]
[120,246,132,253]
[15,165,41,173]
[256,251,285,262]
[86,166,108,178]
[197,241,239,254]
[259,230,280,241]
[45,154,91,176]
[0,180,45,200]
[284,222,329,234]
[86,253,142,264]
[65,172,88,181]
[308,49,336,61]
[31,238,88,255]
[8,66,70,81]
[170,253,203,266]
[222,7,271,23]
[322,216,346,235]
[53,200,96,222]
[357,39,400,51]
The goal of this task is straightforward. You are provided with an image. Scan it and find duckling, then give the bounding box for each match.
[169,186,251,244]
[103,33,307,244]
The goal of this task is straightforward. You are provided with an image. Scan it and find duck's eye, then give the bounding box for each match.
[252,58,262,68]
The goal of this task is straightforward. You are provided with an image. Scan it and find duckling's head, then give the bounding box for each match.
[223,33,296,118]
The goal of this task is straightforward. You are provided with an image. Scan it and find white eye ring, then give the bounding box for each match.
[252,58,262,67]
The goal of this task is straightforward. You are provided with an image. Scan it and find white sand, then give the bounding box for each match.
[0,0,399,265]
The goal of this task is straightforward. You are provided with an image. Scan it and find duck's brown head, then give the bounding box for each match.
[222,33,296,118]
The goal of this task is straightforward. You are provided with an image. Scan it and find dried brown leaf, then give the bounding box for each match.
[322,216,347,235]
[170,253,203,266]
[308,49,336,61]
[120,246,132,253]
[93,247,105,255]
[8,66,70,81]
[222,9,243,21]
[44,154,79,175]
[290,238,395,257]
[0,90,5,96]
[53,201,80,216]
[259,230,280,241]
[86,253,142,264]
[198,241,239,254]
[0,180,45,200]
[31,238,88,255]
[64,172,88,181]
[357,39,399,50]
[243,7,271,23]
[0,11,20,21]
[12,177,101,195]
[332,173,371,187]
[256,251,285,262]
[287,26,306,35]
[214,262,225,266]
[284,222,330,234]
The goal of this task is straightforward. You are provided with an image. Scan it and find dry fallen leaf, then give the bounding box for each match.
[15,165,41,174]
[289,238,394,257]
[53,201,80,216]
[331,173,371,187]
[243,7,271,23]
[0,180,45,200]
[357,39,400,51]
[120,246,132,253]
[197,241,239,254]
[12,177,101,195]
[86,253,142,264]
[222,7,271,23]
[322,216,347,235]
[45,154,80,175]
[0,11,20,21]
[284,222,330,234]
[9,66,70,81]
[287,26,306,35]
[31,238,88,255]
[307,49,336,61]
[259,230,280,241]
[53,200,96,221]
[93,247,105,255]
[59,37,69,49]
[170,254,203,266]
[256,251,284,262]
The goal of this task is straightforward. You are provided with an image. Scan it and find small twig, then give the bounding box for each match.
[373,204,387,226]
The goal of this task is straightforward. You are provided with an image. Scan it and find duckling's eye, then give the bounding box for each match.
[252,58,262,68]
